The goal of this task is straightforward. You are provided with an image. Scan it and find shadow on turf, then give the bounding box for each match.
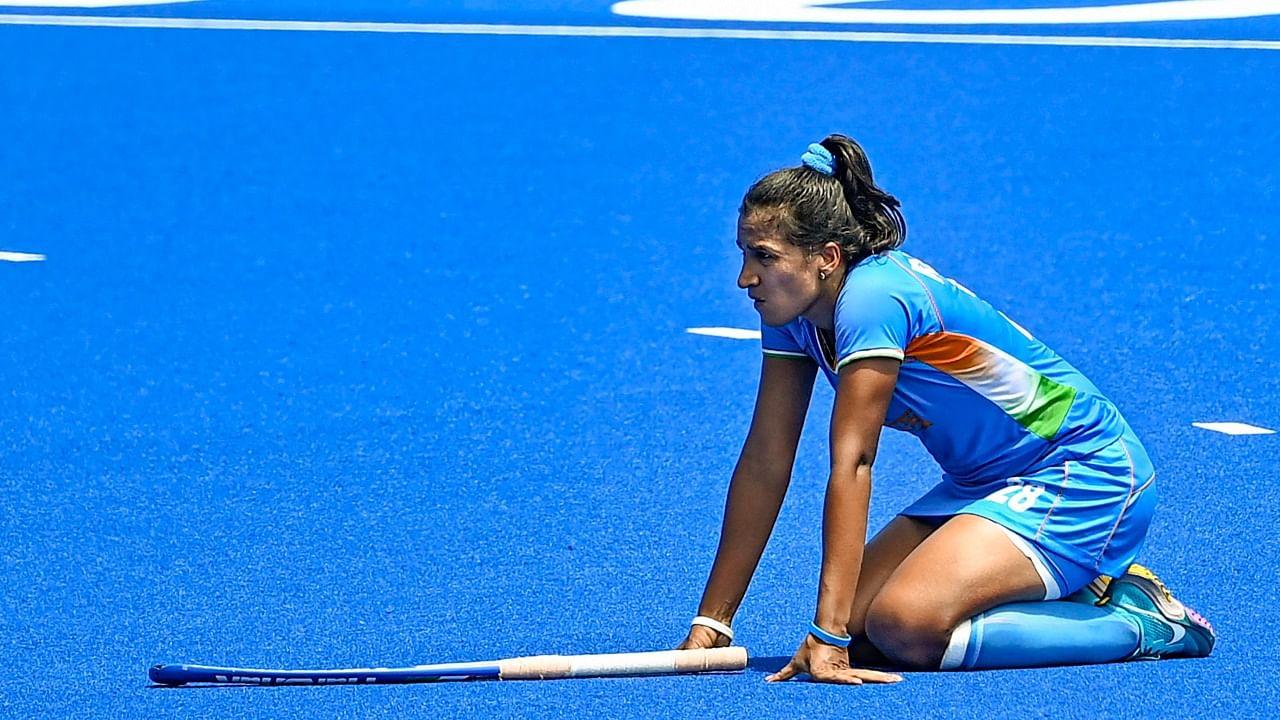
[746,656,793,675]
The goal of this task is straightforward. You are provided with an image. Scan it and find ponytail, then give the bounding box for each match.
[819,134,906,255]
[741,133,906,266]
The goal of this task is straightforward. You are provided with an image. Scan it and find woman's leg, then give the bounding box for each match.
[843,515,936,666]
[860,430,1213,671]
[863,513,1151,670]
[862,514,1050,668]
[846,516,936,634]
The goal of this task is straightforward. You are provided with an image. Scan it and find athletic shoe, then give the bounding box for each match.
[1103,565,1216,660]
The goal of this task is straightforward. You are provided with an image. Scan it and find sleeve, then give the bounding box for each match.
[833,278,913,370]
[761,321,810,361]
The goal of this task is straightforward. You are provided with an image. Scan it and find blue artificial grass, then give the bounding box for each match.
[1,4,1277,719]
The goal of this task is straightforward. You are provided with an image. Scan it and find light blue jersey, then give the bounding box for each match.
[761,251,1154,580]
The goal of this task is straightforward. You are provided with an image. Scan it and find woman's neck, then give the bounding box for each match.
[803,271,846,331]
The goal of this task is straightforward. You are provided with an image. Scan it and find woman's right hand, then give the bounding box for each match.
[676,624,730,650]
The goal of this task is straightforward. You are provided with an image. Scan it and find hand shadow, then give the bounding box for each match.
[746,655,793,676]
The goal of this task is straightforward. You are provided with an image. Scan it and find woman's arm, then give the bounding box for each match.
[767,356,903,684]
[678,355,817,648]
[813,357,901,635]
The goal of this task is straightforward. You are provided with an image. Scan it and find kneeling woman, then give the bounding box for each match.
[677,135,1214,684]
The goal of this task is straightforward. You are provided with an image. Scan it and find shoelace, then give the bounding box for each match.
[1093,564,1174,608]
[1129,565,1176,604]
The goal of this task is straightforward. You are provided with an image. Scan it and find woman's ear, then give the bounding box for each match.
[820,242,843,276]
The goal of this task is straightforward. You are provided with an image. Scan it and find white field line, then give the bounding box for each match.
[687,327,761,340]
[1192,422,1275,435]
[0,251,46,262]
[0,1,199,6]
[612,0,1280,26]
[0,15,1278,50]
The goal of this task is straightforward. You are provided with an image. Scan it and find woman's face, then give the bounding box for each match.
[736,213,822,327]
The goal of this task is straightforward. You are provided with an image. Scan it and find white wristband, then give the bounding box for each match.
[690,615,734,642]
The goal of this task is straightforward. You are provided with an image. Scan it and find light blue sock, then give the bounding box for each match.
[939,601,1140,670]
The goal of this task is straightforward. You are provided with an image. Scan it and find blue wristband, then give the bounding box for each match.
[808,622,853,648]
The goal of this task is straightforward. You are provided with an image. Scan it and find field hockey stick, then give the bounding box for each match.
[150,647,748,685]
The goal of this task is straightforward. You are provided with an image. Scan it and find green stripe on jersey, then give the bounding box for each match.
[1021,374,1078,440]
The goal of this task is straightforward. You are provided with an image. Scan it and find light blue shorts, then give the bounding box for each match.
[902,430,1157,599]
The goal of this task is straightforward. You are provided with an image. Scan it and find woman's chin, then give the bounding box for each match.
[756,306,788,327]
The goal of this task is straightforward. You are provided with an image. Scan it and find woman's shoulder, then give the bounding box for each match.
[842,250,929,301]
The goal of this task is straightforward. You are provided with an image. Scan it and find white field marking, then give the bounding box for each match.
[612,0,1280,26]
[0,251,46,262]
[1192,422,1275,435]
[1,1,197,6]
[687,327,762,340]
[0,15,1278,50]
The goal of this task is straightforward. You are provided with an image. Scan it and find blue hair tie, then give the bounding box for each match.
[801,143,836,176]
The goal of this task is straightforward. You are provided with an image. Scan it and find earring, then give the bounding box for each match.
[819,271,828,281]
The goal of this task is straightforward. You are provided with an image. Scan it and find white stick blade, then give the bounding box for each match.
[498,647,748,679]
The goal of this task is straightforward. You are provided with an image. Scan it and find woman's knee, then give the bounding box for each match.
[846,517,937,637]
[863,588,959,669]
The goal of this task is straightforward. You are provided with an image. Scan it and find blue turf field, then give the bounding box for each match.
[2,2,1278,718]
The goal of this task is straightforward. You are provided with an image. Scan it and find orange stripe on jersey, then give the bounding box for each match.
[906,331,991,375]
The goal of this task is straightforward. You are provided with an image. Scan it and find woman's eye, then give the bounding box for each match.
[755,252,774,262]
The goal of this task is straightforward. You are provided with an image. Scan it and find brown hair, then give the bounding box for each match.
[740,134,906,267]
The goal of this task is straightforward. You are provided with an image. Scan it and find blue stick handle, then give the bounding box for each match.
[149,661,502,685]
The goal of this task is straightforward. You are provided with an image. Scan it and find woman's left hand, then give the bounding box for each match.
[766,634,903,685]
